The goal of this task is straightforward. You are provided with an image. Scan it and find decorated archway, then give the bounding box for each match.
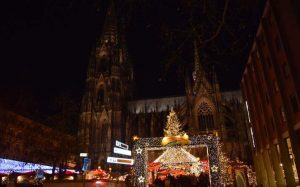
[132,110,221,187]
[133,135,221,186]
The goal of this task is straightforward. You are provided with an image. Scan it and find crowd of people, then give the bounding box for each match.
[151,173,210,187]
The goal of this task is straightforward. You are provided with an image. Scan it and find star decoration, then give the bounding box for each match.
[138,176,145,183]
[136,147,143,154]
[211,165,218,172]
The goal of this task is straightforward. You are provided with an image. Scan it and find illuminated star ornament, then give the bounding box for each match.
[136,147,143,154]
[138,176,145,183]
[211,165,218,172]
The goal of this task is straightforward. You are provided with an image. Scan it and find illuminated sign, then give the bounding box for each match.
[80,153,88,157]
[113,147,132,156]
[36,169,44,179]
[82,158,91,171]
[115,140,129,150]
[0,158,77,174]
[107,156,134,165]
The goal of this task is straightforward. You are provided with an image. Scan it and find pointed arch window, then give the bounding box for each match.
[97,86,105,104]
[198,102,214,131]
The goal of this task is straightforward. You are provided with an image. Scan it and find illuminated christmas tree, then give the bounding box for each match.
[164,109,184,137]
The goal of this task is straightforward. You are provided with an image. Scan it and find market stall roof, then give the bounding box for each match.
[154,147,198,165]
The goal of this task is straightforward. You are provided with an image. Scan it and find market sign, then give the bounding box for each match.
[115,140,129,150]
[82,158,91,171]
[107,156,134,165]
[113,147,132,156]
[80,153,88,157]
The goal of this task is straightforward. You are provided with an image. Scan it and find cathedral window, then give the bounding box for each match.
[197,102,214,131]
[97,88,105,104]
[97,58,108,73]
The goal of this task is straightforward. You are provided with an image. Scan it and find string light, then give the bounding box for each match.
[163,109,184,137]
[133,135,222,187]
[136,147,143,154]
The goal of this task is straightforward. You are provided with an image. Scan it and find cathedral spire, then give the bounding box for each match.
[193,40,200,81]
[192,41,205,82]
[192,40,205,93]
[101,0,118,44]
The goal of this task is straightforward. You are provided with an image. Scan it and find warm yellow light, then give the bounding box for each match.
[213,130,219,137]
[67,176,74,180]
[280,163,283,167]
[161,134,190,146]
[183,133,189,140]
[132,135,139,141]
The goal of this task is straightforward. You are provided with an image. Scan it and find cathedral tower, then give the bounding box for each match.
[186,41,223,136]
[78,0,133,168]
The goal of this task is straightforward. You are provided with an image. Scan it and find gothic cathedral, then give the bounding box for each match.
[78,1,133,167]
[79,1,251,169]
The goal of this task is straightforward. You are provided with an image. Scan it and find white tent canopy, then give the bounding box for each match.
[154,147,199,165]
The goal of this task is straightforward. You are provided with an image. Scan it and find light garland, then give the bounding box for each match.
[136,147,143,154]
[189,162,201,176]
[211,165,218,172]
[217,143,257,186]
[138,176,145,183]
[218,143,231,185]
[133,135,221,187]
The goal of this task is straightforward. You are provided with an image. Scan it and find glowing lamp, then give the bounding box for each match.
[132,135,139,141]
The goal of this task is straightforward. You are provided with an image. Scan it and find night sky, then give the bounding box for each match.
[0,0,264,125]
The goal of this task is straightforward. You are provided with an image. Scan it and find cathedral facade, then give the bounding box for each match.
[78,2,251,169]
[78,2,133,167]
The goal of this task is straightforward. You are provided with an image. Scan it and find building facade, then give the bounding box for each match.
[241,0,300,186]
[0,107,76,171]
[79,1,251,169]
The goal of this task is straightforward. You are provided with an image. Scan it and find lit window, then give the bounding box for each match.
[245,101,251,123]
[250,127,256,148]
[280,107,287,122]
[286,138,299,183]
[198,102,214,132]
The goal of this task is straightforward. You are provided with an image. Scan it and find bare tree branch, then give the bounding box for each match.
[203,0,229,44]
[193,0,230,45]
[163,32,192,74]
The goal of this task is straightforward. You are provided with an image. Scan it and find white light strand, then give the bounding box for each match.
[133,135,221,187]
